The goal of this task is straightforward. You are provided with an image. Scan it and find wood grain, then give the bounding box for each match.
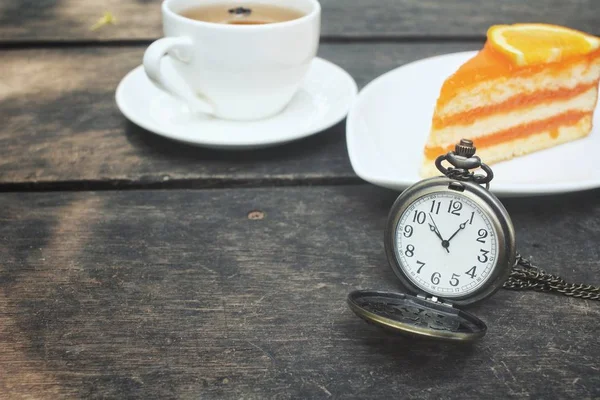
[0,42,481,188]
[0,0,598,42]
[0,186,599,399]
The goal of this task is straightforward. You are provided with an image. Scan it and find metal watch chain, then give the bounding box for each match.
[436,139,600,301]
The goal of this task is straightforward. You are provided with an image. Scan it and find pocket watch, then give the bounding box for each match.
[348,139,600,342]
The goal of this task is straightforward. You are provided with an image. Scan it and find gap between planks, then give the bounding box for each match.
[0,35,486,50]
[0,177,366,193]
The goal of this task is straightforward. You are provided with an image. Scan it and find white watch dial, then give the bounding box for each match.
[395,192,499,297]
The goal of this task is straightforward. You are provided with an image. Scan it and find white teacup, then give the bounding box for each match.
[144,0,321,121]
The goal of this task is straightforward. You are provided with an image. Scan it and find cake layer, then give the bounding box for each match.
[435,48,600,118]
[427,86,598,148]
[425,110,591,160]
[420,114,593,177]
[432,82,597,129]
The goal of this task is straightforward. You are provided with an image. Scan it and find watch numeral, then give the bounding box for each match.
[403,225,413,238]
[466,266,477,279]
[430,200,441,214]
[416,260,425,274]
[469,211,475,225]
[476,229,488,243]
[405,244,415,257]
[447,200,462,216]
[413,210,426,224]
[478,249,489,263]
[431,272,441,285]
[449,273,460,287]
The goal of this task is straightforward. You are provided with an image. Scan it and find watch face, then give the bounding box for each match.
[394,191,500,298]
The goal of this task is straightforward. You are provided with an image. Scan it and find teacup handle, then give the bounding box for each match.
[143,37,214,115]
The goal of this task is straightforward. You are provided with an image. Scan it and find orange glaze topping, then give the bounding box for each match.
[432,81,597,129]
[424,110,590,160]
[435,43,600,110]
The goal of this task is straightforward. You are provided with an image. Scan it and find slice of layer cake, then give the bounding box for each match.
[421,24,600,177]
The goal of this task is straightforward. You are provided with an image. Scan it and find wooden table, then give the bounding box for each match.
[1,1,599,398]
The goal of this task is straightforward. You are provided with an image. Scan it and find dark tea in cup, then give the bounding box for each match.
[180,3,305,25]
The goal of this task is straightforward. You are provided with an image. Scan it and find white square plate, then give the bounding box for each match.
[346,51,600,197]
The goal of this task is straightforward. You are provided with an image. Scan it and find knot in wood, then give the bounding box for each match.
[247,210,265,220]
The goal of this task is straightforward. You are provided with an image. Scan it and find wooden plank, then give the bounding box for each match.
[0,186,599,398]
[0,0,598,41]
[0,42,481,188]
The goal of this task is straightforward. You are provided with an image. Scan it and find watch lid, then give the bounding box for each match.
[347,290,487,342]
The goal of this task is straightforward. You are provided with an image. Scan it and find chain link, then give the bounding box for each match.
[445,167,491,188]
[445,168,475,182]
[503,254,600,301]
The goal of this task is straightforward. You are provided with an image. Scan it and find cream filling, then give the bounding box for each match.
[436,57,600,118]
[420,116,593,178]
[428,86,598,147]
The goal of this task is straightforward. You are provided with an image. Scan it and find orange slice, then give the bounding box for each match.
[488,23,600,66]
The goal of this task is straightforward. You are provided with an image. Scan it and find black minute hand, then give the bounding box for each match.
[447,219,470,243]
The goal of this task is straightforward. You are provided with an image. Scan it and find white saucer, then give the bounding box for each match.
[346,51,600,197]
[116,57,357,149]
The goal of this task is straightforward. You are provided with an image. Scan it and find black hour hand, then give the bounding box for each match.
[428,214,449,253]
[428,223,443,240]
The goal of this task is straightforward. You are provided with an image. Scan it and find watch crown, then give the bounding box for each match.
[455,139,476,158]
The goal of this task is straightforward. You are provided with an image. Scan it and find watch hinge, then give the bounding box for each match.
[418,294,454,308]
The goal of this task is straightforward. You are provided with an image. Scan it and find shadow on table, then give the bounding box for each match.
[343,326,478,377]
[122,119,350,165]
